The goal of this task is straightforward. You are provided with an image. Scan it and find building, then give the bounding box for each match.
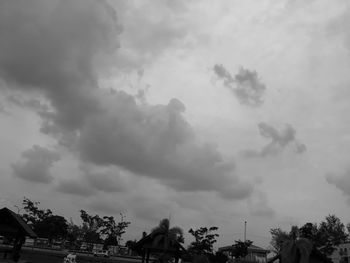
[219,244,270,263]
[0,207,37,261]
[330,243,350,263]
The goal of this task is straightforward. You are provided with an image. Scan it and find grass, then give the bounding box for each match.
[1,248,141,263]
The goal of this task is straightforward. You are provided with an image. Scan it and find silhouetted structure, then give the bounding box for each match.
[133,232,187,263]
[219,244,269,263]
[268,239,332,263]
[0,207,37,262]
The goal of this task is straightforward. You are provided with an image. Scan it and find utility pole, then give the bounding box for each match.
[244,221,247,241]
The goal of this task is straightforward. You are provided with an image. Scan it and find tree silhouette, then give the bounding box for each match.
[230,240,253,259]
[34,215,68,242]
[80,210,103,245]
[21,197,68,242]
[21,197,52,226]
[151,218,184,250]
[101,213,130,248]
[188,226,219,255]
[271,215,349,259]
[305,215,348,256]
[270,228,292,253]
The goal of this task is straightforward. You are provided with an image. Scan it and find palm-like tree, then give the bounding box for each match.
[151,218,184,251]
[280,238,314,263]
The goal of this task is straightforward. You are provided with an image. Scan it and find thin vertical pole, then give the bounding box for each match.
[244,221,247,241]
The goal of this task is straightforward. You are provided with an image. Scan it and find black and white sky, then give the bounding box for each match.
[1,0,350,248]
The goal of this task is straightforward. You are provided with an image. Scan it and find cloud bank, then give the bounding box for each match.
[0,0,253,201]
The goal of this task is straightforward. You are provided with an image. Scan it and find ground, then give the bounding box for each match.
[0,246,142,263]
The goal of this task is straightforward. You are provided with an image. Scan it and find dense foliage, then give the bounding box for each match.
[188,226,219,255]
[20,197,130,248]
[16,196,350,261]
[270,214,349,257]
[22,197,68,242]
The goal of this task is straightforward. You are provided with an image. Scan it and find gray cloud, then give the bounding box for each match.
[130,196,177,223]
[295,142,307,154]
[56,178,95,197]
[0,102,8,115]
[87,198,125,215]
[248,191,275,218]
[7,94,49,112]
[326,171,350,204]
[12,145,60,183]
[0,0,122,132]
[244,122,306,157]
[111,0,191,70]
[213,64,266,107]
[0,0,253,200]
[78,93,253,199]
[82,165,127,193]
[325,5,350,53]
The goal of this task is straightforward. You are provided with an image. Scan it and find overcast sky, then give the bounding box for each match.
[1,0,350,249]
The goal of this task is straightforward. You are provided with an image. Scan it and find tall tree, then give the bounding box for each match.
[67,219,84,249]
[317,215,348,256]
[21,197,52,226]
[269,228,291,253]
[21,197,68,242]
[188,226,219,255]
[299,223,318,241]
[271,215,348,257]
[80,210,103,231]
[80,210,103,244]
[151,218,184,250]
[100,213,130,248]
[299,215,348,256]
[34,215,68,242]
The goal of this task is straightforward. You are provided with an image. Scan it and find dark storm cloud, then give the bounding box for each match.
[55,166,125,196]
[12,145,60,183]
[0,0,122,132]
[213,64,266,107]
[78,93,253,199]
[244,122,306,157]
[0,0,253,200]
[326,171,350,204]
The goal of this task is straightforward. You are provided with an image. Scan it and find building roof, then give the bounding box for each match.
[0,207,37,238]
[219,244,270,253]
[249,244,270,253]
